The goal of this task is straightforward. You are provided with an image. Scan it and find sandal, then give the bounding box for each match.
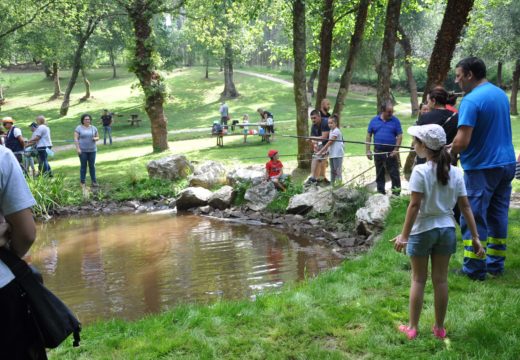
[432,326,447,339]
[398,325,418,340]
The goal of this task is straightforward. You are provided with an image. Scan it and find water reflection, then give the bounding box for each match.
[30,213,342,324]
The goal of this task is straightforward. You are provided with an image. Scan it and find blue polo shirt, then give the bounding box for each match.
[458,82,515,170]
[367,115,402,152]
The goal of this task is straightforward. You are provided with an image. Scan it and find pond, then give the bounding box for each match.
[29,213,343,324]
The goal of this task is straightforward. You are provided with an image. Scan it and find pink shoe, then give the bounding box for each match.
[398,325,418,340]
[432,326,447,339]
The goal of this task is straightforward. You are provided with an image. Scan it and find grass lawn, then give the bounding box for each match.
[49,202,520,359]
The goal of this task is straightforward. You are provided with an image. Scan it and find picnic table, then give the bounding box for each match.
[212,123,273,147]
[128,114,142,126]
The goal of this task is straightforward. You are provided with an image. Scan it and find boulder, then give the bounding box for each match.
[355,194,391,236]
[176,187,213,210]
[286,186,332,214]
[208,186,236,210]
[189,161,227,189]
[146,155,193,181]
[244,181,278,211]
[227,165,265,186]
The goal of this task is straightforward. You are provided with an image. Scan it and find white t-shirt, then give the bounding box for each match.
[328,127,344,158]
[408,161,467,235]
[0,146,36,287]
[31,124,53,148]
[8,127,22,139]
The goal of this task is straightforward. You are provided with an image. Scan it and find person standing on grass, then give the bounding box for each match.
[74,114,99,188]
[316,115,343,185]
[242,114,249,143]
[26,115,53,176]
[394,124,484,340]
[2,117,25,170]
[451,57,516,280]
[219,101,229,126]
[0,145,47,359]
[306,109,330,185]
[366,101,402,196]
[100,109,113,145]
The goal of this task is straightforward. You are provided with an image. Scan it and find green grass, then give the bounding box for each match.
[49,203,520,359]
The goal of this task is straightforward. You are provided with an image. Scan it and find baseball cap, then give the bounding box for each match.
[29,122,39,129]
[2,117,14,124]
[407,124,446,151]
[267,149,278,158]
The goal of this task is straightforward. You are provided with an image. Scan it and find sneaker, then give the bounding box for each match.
[398,325,417,340]
[91,182,99,188]
[318,178,331,185]
[304,177,317,185]
[432,326,446,339]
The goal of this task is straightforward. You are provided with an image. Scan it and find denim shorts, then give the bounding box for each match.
[406,227,457,257]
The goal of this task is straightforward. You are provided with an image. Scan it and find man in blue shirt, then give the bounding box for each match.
[366,102,403,195]
[452,57,516,281]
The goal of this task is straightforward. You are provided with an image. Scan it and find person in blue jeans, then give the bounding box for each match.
[100,109,113,145]
[74,114,99,188]
[452,57,517,280]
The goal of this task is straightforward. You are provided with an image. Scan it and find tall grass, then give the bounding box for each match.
[26,175,81,217]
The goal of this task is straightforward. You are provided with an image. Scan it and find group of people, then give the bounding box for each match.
[216,102,275,143]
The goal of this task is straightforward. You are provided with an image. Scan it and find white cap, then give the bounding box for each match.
[407,124,446,151]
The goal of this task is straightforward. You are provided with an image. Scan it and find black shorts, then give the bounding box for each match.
[266,125,274,133]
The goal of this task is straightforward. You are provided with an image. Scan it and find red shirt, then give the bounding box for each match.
[266,160,283,178]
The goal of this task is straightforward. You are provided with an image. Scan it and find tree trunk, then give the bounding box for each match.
[222,41,239,98]
[109,47,117,78]
[398,25,419,116]
[43,63,53,79]
[376,0,402,111]
[497,60,503,88]
[128,2,169,152]
[314,0,334,110]
[292,0,311,169]
[60,38,87,116]
[510,59,520,115]
[205,53,209,79]
[422,0,474,102]
[307,68,318,98]
[51,62,62,100]
[333,0,371,116]
[81,67,91,100]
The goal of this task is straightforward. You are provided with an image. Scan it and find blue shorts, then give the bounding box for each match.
[406,227,456,257]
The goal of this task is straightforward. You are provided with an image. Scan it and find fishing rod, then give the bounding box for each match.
[233,149,414,161]
[281,134,413,149]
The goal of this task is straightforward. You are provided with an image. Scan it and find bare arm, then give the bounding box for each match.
[5,208,36,257]
[366,133,373,160]
[394,191,422,252]
[17,135,25,149]
[392,134,402,157]
[74,131,81,154]
[451,125,473,156]
[318,134,337,155]
[457,196,485,257]
[27,135,41,146]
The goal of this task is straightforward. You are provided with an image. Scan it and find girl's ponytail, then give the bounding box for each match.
[431,147,451,185]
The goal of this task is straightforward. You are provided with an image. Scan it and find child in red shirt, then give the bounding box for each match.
[266,149,286,191]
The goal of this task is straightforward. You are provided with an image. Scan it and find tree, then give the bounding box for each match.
[0,0,57,41]
[332,0,371,117]
[314,0,334,109]
[292,0,310,169]
[397,24,419,116]
[422,0,474,102]
[376,0,402,111]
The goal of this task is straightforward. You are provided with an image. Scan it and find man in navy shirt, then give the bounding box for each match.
[452,57,516,280]
[366,102,403,195]
[306,109,330,184]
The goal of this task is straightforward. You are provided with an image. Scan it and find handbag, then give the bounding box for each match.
[45,147,54,157]
[0,248,81,349]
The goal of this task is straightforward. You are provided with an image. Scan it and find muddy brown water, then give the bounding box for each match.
[29,213,342,324]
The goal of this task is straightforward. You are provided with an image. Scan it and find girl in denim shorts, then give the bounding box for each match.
[393,124,485,340]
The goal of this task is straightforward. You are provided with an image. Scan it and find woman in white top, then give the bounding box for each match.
[393,124,484,340]
[27,115,53,176]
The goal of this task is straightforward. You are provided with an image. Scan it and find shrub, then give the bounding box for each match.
[27,175,81,217]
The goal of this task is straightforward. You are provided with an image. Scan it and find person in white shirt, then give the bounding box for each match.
[393,124,484,341]
[0,146,46,358]
[316,114,344,185]
[27,115,53,176]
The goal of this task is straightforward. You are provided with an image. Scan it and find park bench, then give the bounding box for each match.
[128,114,142,126]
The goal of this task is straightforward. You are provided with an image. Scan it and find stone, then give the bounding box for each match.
[355,194,391,236]
[286,186,332,214]
[176,186,213,210]
[208,185,235,210]
[337,238,356,247]
[199,205,212,214]
[146,154,194,181]
[227,165,265,186]
[189,161,227,189]
[244,181,278,211]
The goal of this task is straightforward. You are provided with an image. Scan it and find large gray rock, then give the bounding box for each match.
[227,165,265,186]
[176,187,213,210]
[355,194,391,236]
[332,187,365,215]
[244,181,278,211]
[189,161,227,189]
[208,186,236,210]
[147,155,193,181]
[286,186,333,214]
